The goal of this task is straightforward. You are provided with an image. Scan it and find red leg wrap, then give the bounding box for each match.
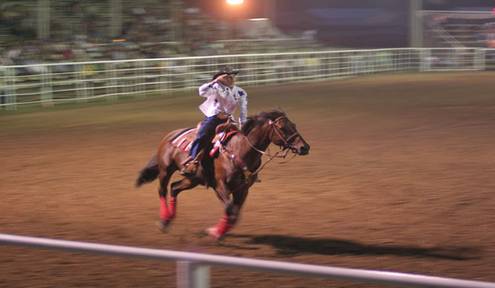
[169,197,177,219]
[159,196,170,220]
[215,214,232,236]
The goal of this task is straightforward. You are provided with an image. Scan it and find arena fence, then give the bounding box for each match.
[1,233,495,288]
[1,47,495,110]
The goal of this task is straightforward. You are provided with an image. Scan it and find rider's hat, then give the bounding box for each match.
[212,66,239,80]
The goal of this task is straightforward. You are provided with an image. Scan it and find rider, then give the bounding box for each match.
[181,66,248,176]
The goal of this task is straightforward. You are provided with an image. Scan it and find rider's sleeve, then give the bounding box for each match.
[238,87,248,125]
[198,80,217,97]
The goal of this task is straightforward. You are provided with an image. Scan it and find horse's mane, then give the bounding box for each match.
[241,110,286,135]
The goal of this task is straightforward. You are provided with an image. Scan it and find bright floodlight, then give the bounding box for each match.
[226,0,244,6]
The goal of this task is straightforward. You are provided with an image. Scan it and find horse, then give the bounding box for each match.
[135,110,310,240]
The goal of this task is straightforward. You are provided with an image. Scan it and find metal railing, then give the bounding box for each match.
[1,233,495,288]
[2,48,493,110]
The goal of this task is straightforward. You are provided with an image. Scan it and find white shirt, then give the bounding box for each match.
[198,80,248,124]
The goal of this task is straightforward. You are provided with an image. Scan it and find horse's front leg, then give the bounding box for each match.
[208,185,249,240]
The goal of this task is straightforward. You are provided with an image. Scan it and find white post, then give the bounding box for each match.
[6,67,16,110]
[41,64,53,107]
[410,0,423,47]
[177,261,210,288]
[110,0,122,38]
[171,0,183,42]
[76,64,87,102]
[1,233,495,288]
[475,48,486,71]
[107,62,118,100]
[138,61,146,97]
[37,0,50,40]
[420,49,431,72]
[159,60,168,93]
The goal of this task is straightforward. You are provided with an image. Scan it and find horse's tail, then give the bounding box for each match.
[136,154,159,188]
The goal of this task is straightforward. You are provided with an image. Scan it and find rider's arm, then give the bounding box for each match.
[238,87,248,125]
[200,74,230,97]
[198,80,217,97]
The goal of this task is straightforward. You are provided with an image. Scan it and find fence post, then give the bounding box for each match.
[137,60,146,98]
[5,67,16,110]
[177,261,210,288]
[76,64,87,103]
[474,48,486,71]
[107,62,118,101]
[41,64,53,107]
[159,60,169,93]
[419,49,431,72]
[185,58,192,92]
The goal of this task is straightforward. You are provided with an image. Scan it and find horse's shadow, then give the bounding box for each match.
[228,234,479,261]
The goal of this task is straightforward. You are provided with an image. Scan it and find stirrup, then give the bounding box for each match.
[180,160,199,176]
[181,156,194,166]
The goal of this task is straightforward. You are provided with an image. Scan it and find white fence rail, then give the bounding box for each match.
[1,233,495,288]
[1,48,495,110]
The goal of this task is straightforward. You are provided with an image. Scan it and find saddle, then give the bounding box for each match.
[209,122,240,157]
[171,122,239,158]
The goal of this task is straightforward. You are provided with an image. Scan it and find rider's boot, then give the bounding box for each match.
[180,155,194,167]
[180,152,202,177]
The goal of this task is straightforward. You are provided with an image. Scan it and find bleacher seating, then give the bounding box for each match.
[0,0,322,66]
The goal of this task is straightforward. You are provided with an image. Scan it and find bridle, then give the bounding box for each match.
[268,116,301,153]
[240,115,301,176]
[243,116,301,155]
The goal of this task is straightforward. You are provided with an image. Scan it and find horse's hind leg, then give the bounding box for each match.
[169,177,200,219]
[157,166,175,230]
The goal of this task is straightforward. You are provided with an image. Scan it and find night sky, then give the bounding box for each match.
[184,0,495,17]
[184,0,495,48]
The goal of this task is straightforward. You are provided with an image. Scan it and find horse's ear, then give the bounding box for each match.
[280,108,288,117]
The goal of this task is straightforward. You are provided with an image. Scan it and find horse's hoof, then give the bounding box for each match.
[156,220,172,233]
[206,227,224,241]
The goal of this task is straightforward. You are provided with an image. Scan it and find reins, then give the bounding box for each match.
[250,148,297,176]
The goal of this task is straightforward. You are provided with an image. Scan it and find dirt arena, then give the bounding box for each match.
[1,72,495,288]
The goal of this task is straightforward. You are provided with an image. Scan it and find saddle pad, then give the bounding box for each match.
[171,128,197,152]
[171,127,239,155]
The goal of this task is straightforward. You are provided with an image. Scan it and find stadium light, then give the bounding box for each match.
[226,0,244,6]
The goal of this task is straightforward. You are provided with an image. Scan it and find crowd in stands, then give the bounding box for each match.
[0,0,319,68]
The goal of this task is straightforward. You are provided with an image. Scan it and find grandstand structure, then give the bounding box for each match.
[422,10,495,48]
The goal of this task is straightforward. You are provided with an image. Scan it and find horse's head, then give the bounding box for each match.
[243,110,310,156]
[268,113,310,156]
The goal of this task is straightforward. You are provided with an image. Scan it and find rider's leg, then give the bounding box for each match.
[181,115,223,175]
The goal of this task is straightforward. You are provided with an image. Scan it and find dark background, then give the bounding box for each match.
[185,0,495,48]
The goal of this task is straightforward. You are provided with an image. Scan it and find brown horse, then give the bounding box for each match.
[136,110,310,240]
